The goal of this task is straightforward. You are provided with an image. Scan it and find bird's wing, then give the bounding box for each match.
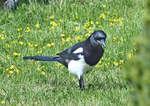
[56,42,84,60]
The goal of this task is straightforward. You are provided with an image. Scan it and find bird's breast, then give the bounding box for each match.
[84,47,104,66]
[68,54,87,79]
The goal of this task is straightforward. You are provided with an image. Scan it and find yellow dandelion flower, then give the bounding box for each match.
[113,36,117,41]
[61,38,65,43]
[100,13,106,19]
[37,50,42,54]
[60,34,65,37]
[38,30,42,32]
[96,21,99,24]
[51,43,55,46]
[35,24,39,28]
[41,71,46,75]
[13,52,21,56]
[9,71,14,74]
[90,21,94,25]
[66,37,71,42]
[50,15,55,19]
[34,44,38,47]
[75,27,80,31]
[119,22,123,26]
[47,43,55,47]
[28,42,33,47]
[6,55,10,59]
[10,65,15,69]
[25,27,31,32]
[1,100,5,104]
[76,16,79,19]
[17,28,22,31]
[119,60,124,64]
[37,67,40,71]
[0,35,5,40]
[50,21,57,27]
[15,68,19,73]
[56,63,61,67]
[103,4,106,8]
[113,62,119,66]
[1,31,6,34]
[76,36,82,40]
[19,41,24,45]
[127,53,132,59]
[109,22,113,27]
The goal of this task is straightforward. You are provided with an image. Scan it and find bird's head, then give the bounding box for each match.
[89,30,107,48]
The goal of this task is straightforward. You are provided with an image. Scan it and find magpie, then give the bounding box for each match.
[23,30,107,90]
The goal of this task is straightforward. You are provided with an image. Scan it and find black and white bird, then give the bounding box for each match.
[23,30,107,89]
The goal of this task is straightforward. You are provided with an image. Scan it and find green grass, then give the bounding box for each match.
[0,0,144,105]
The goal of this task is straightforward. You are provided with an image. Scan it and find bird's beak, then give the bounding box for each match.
[98,39,106,48]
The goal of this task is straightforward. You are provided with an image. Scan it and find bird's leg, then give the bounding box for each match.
[79,76,85,90]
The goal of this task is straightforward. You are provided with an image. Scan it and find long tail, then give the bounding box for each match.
[23,56,60,61]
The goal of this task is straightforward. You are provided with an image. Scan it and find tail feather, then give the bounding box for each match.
[23,56,60,61]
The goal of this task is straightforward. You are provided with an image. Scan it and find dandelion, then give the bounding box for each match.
[119,60,124,64]
[50,21,57,27]
[90,21,94,25]
[28,42,33,47]
[38,30,42,32]
[103,4,106,8]
[47,43,55,47]
[1,31,6,34]
[109,22,113,27]
[25,27,31,32]
[113,61,119,66]
[50,15,55,19]
[34,44,38,47]
[61,38,65,43]
[41,71,46,75]
[56,63,62,67]
[6,55,10,59]
[15,68,19,73]
[100,13,106,19]
[19,41,24,45]
[119,22,123,26]
[76,36,82,40]
[113,36,117,41]
[9,71,14,74]
[17,28,22,31]
[1,100,5,104]
[10,65,15,69]
[127,53,132,59]
[60,34,65,37]
[37,67,40,71]
[96,21,99,24]
[35,24,39,28]
[66,37,71,42]
[37,50,42,54]
[75,27,80,31]
[13,52,21,56]
[76,16,79,19]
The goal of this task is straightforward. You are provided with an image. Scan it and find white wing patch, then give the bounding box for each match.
[73,47,83,53]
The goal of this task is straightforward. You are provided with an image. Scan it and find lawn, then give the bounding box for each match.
[0,0,144,105]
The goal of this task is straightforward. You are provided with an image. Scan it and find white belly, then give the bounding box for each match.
[68,55,87,79]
